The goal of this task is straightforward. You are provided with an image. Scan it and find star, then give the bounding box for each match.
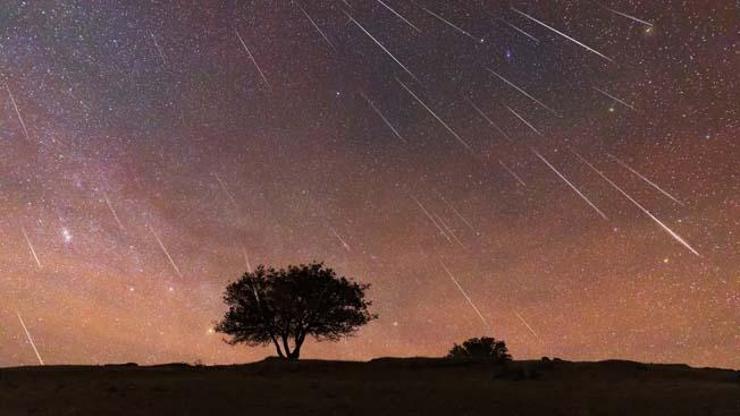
[61,228,72,244]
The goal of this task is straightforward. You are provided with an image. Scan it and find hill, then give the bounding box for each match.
[1,357,737,415]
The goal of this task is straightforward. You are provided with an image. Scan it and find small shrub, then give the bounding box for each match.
[447,336,511,363]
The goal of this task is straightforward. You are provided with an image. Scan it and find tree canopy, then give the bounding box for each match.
[215,262,376,359]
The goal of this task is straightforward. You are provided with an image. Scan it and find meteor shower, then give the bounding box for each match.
[0,1,737,415]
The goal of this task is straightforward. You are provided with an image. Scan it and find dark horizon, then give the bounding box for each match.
[2,353,737,371]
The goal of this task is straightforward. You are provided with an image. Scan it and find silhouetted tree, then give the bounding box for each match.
[215,262,376,360]
[447,337,511,362]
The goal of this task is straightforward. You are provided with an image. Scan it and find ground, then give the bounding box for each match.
[1,357,737,415]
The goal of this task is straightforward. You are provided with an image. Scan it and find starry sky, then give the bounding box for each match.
[0,0,737,368]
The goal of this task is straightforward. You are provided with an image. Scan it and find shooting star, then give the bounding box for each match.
[214,173,240,211]
[505,105,543,136]
[511,7,613,62]
[294,1,336,50]
[498,18,540,43]
[513,310,540,340]
[149,226,183,278]
[607,154,683,205]
[531,149,609,220]
[360,92,406,143]
[103,192,126,231]
[396,78,473,152]
[434,213,466,249]
[241,245,253,272]
[345,11,418,81]
[498,159,527,187]
[21,227,41,269]
[150,31,168,66]
[377,0,421,33]
[439,260,491,332]
[329,226,351,251]
[600,4,654,27]
[6,85,31,141]
[487,69,558,115]
[235,29,271,90]
[593,86,635,110]
[436,191,478,235]
[572,151,700,256]
[17,312,44,365]
[466,98,513,142]
[418,5,484,43]
[410,195,453,243]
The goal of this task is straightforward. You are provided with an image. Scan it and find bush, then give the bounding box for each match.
[447,336,511,363]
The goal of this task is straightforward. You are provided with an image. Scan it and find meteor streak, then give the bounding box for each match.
[600,4,654,27]
[345,12,418,81]
[439,260,491,332]
[514,310,540,340]
[593,86,635,110]
[410,195,452,243]
[360,92,406,143]
[498,18,540,43]
[103,192,126,231]
[607,154,683,205]
[377,0,421,33]
[235,29,271,90]
[294,1,335,50]
[214,173,240,211]
[466,98,513,142]
[434,213,466,249]
[21,227,41,269]
[572,151,700,256]
[396,78,473,152]
[532,149,609,220]
[329,226,351,251]
[418,5,483,43]
[241,245,253,272]
[511,7,613,62]
[150,31,167,66]
[498,159,527,187]
[16,312,44,365]
[505,105,543,136]
[149,226,183,278]
[487,69,558,115]
[6,85,31,141]
[436,191,478,235]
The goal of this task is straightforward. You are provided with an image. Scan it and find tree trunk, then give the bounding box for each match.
[270,336,285,358]
[281,335,293,359]
[289,333,305,360]
[287,349,300,360]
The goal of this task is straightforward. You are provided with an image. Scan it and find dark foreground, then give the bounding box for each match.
[1,357,737,415]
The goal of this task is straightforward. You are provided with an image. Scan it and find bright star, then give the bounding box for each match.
[62,227,72,243]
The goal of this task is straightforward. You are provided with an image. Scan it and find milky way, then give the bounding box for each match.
[0,1,737,368]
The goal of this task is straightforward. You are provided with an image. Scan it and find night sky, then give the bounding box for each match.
[0,1,737,369]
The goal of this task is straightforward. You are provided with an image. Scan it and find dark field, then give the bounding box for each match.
[1,358,737,415]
